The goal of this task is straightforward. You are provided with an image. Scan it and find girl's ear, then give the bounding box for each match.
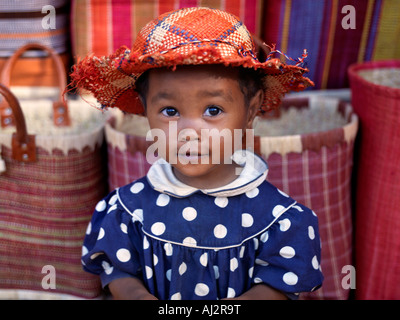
[246,89,263,129]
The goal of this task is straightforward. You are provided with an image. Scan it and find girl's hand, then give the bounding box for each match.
[221,284,287,300]
[108,277,158,300]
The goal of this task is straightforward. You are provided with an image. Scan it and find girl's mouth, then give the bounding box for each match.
[178,151,210,163]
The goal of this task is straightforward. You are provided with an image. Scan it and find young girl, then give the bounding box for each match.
[71,7,323,300]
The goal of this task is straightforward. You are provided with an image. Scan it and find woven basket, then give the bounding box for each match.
[0,0,69,57]
[348,60,400,300]
[0,44,107,299]
[105,110,153,191]
[254,96,358,300]
[0,1,71,86]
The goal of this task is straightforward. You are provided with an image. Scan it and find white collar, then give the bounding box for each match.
[146,150,268,198]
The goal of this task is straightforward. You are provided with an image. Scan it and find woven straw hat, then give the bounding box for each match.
[69,7,313,115]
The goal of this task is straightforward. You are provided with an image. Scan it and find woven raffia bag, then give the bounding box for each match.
[254,96,358,300]
[0,44,107,299]
[105,110,153,191]
[348,60,400,300]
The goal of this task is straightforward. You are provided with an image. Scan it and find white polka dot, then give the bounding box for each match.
[182,207,197,221]
[230,257,238,272]
[214,197,228,208]
[145,266,153,279]
[151,222,166,236]
[279,218,291,232]
[116,248,131,262]
[109,194,118,205]
[227,287,236,298]
[254,277,263,284]
[312,256,319,270]
[214,265,219,279]
[277,189,289,197]
[143,236,149,249]
[283,272,298,285]
[86,222,92,235]
[82,246,88,256]
[308,226,315,240]
[255,258,269,266]
[293,205,304,212]
[195,283,209,296]
[248,266,254,278]
[179,262,187,275]
[156,193,170,206]
[245,187,259,198]
[120,223,128,234]
[214,224,227,238]
[272,205,285,217]
[253,238,259,250]
[170,292,181,300]
[153,254,158,266]
[260,231,269,243]
[95,200,107,212]
[312,210,317,217]
[280,246,295,259]
[130,182,144,194]
[102,261,113,275]
[164,242,173,256]
[132,208,143,222]
[200,252,208,267]
[239,246,245,258]
[166,269,171,281]
[241,213,254,227]
[97,227,105,240]
[107,204,117,214]
[182,237,197,247]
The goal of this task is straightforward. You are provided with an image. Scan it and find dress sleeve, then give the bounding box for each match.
[81,190,144,288]
[253,203,324,299]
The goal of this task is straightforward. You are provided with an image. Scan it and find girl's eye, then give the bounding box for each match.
[161,107,179,117]
[204,105,222,117]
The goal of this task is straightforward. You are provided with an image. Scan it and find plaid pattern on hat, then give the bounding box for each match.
[68,7,313,115]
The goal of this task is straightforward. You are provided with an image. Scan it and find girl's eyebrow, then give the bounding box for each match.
[150,91,176,104]
[196,89,234,102]
[150,89,234,103]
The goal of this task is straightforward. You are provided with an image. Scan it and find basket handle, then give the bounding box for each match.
[0,43,70,128]
[0,83,36,162]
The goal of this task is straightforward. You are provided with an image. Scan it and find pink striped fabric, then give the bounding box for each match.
[265,143,354,300]
[107,143,152,192]
[71,0,263,59]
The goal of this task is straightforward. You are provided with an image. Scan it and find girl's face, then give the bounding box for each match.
[145,65,261,189]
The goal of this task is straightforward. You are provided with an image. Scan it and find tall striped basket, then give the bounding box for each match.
[0,44,107,299]
[262,0,400,89]
[254,96,358,300]
[348,60,400,300]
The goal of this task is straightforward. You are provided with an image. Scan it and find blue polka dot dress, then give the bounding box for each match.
[82,152,323,299]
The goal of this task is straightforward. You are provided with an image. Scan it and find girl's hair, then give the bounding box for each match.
[134,66,265,110]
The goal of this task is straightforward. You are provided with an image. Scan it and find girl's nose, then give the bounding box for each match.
[177,117,203,142]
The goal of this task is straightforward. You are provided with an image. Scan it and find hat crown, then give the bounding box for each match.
[132,7,256,59]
